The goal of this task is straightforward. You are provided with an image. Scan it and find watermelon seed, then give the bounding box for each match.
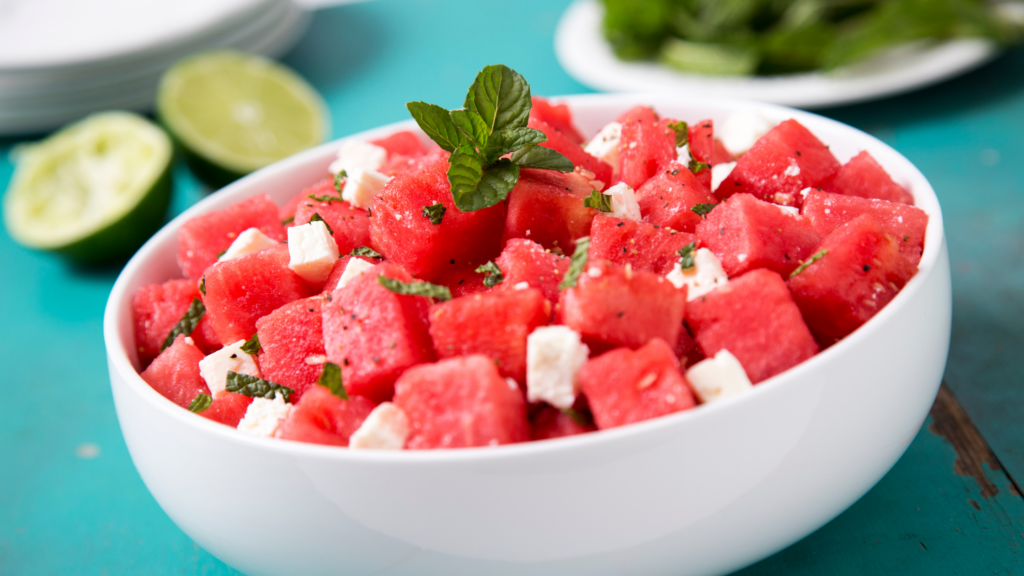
[617,311,625,318]
[864,265,871,272]
[617,222,625,227]
[230,354,237,359]
[343,358,350,366]
[372,357,381,363]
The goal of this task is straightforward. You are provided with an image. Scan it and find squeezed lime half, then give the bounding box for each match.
[156,50,329,187]
[3,112,173,264]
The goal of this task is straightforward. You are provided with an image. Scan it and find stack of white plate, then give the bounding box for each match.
[0,0,309,136]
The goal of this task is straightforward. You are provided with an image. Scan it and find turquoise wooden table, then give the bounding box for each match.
[2,1,1023,573]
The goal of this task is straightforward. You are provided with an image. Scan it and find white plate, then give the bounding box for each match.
[555,0,999,108]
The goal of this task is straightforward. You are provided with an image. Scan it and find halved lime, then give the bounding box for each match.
[3,112,173,264]
[156,50,329,188]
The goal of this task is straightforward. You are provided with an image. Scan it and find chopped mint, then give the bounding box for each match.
[377,275,452,301]
[308,194,340,203]
[677,242,697,270]
[317,362,348,400]
[559,236,591,290]
[583,189,612,212]
[281,216,294,226]
[225,371,294,402]
[789,249,828,278]
[476,261,504,287]
[422,202,446,225]
[350,246,382,259]
[561,407,593,427]
[188,393,212,413]
[691,203,716,218]
[161,298,206,351]
[199,276,206,296]
[333,170,347,195]
[309,212,333,235]
[668,120,689,147]
[240,333,261,355]
[689,158,708,173]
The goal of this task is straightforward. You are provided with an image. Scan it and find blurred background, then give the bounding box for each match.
[2,0,1023,574]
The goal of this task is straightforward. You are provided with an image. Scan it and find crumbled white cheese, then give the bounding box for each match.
[711,161,737,192]
[584,121,622,171]
[602,182,642,221]
[665,248,729,301]
[799,187,813,201]
[686,349,752,404]
[349,402,409,450]
[774,204,800,216]
[514,281,530,290]
[526,326,590,409]
[720,110,776,156]
[198,340,261,399]
[341,168,391,209]
[218,227,278,262]
[328,139,387,175]
[288,221,339,285]
[676,143,691,165]
[336,257,376,289]
[586,266,602,278]
[783,162,801,177]
[238,393,292,438]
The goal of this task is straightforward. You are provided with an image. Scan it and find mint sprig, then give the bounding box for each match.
[317,362,348,400]
[161,298,206,351]
[225,371,294,402]
[559,236,591,290]
[406,64,574,212]
[377,275,452,301]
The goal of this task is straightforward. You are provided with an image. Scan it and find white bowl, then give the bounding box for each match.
[104,94,951,576]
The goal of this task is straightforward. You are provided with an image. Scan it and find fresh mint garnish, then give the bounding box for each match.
[561,406,593,427]
[476,261,504,287]
[789,249,828,278]
[281,216,294,226]
[161,298,206,351]
[240,333,261,355]
[677,242,697,270]
[308,212,333,235]
[350,246,382,259]
[668,120,688,147]
[406,64,574,212]
[582,189,612,212]
[422,202,446,225]
[317,362,348,400]
[308,194,340,203]
[559,236,591,290]
[188,393,212,413]
[333,170,347,195]
[691,203,716,218]
[199,276,206,296]
[377,275,452,301]
[689,159,708,173]
[225,371,294,402]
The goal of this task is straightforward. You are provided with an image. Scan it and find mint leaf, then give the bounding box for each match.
[281,216,294,226]
[377,275,452,301]
[407,101,467,152]
[464,64,531,135]
[789,249,828,278]
[309,194,340,203]
[561,406,593,427]
[333,170,347,195]
[677,242,697,270]
[240,333,261,355]
[511,144,574,172]
[559,236,591,290]
[476,261,504,287]
[309,212,333,235]
[498,127,547,153]
[350,246,382,258]
[317,362,348,400]
[583,189,612,212]
[691,203,716,218]
[199,276,206,296]
[161,298,206,351]
[422,202,446,225]
[225,371,294,402]
[189,393,212,413]
[689,159,709,173]
[471,160,520,211]
[450,109,490,147]
[448,146,485,209]
[668,120,689,147]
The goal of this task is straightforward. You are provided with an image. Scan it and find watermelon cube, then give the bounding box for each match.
[557,260,686,354]
[431,263,492,299]
[529,405,596,441]
[429,288,551,384]
[579,338,696,430]
[322,254,383,293]
[528,117,613,186]
[133,278,219,368]
[589,215,697,274]
[177,194,286,280]
[687,119,714,189]
[370,130,430,157]
[199,393,253,427]
[686,268,818,383]
[504,168,602,254]
[393,355,529,449]
[139,335,209,409]
[202,244,315,344]
[276,385,376,447]
[292,192,372,257]
[696,193,822,277]
[369,155,506,282]
[788,214,918,340]
[530,96,585,145]
[494,238,570,305]
[801,189,928,265]
[712,139,735,165]
[618,106,676,190]
[322,263,436,403]
[824,150,915,205]
[717,119,840,207]
[254,296,326,402]
[635,162,717,233]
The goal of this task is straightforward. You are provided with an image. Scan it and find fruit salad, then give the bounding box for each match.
[132,65,927,450]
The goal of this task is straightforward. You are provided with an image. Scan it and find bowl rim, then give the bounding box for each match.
[104,92,946,464]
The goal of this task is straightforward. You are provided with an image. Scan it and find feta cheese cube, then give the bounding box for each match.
[676,143,691,165]
[218,227,278,262]
[774,204,801,216]
[720,110,776,156]
[341,168,391,209]
[665,248,729,301]
[603,182,641,221]
[328,139,387,176]
[336,257,376,290]
[237,393,293,438]
[686,349,752,404]
[583,121,622,171]
[527,326,590,409]
[349,402,410,450]
[288,221,339,285]
[711,161,737,192]
[198,340,261,398]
